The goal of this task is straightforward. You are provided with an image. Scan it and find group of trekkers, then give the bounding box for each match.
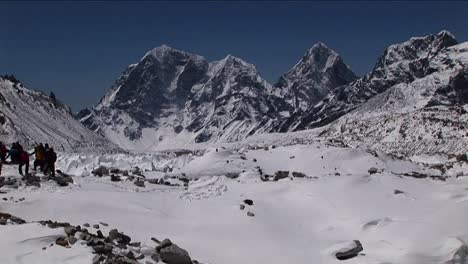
[0,141,57,177]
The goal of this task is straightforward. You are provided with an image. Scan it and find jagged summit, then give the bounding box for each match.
[272,42,357,111]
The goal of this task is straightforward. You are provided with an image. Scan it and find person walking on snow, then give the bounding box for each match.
[44,145,57,177]
[31,143,45,172]
[0,142,7,163]
[18,149,29,176]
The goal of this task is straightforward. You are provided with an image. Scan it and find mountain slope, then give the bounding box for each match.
[279,30,459,132]
[0,76,118,152]
[319,38,468,155]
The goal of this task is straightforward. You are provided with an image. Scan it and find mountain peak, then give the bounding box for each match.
[143,44,186,60]
[437,29,455,39]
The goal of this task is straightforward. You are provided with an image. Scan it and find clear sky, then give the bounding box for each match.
[1,1,467,111]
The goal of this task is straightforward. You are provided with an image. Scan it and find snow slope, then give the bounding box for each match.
[1,138,467,264]
[0,77,118,152]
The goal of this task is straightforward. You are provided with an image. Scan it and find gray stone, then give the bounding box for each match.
[93,224,100,229]
[68,236,77,245]
[335,240,363,260]
[83,223,90,227]
[247,211,255,217]
[159,240,192,264]
[134,180,145,187]
[240,204,245,210]
[64,226,77,236]
[243,199,254,206]
[92,166,109,177]
[368,167,379,175]
[292,171,306,178]
[273,171,289,181]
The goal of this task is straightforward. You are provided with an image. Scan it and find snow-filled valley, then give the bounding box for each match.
[1,137,467,264]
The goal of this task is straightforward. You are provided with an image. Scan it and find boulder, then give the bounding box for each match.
[92,166,109,177]
[109,229,131,245]
[273,171,289,181]
[157,239,192,264]
[111,175,121,182]
[243,199,254,206]
[134,180,145,187]
[368,167,379,175]
[68,236,77,245]
[292,171,306,178]
[225,172,240,179]
[247,211,255,217]
[56,237,69,247]
[335,240,363,260]
[64,226,77,236]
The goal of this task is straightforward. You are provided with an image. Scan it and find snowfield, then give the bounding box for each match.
[1,139,467,264]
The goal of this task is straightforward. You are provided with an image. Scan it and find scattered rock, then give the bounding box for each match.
[225,172,240,179]
[243,199,254,206]
[64,226,77,236]
[335,240,363,260]
[240,204,245,210]
[394,189,405,195]
[273,171,289,181]
[368,167,379,175]
[56,237,69,247]
[68,236,77,245]
[147,178,159,184]
[93,224,100,229]
[93,244,114,255]
[157,239,192,264]
[92,166,109,177]
[247,211,255,217]
[109,229,131,245]
[83,223,90,227]
[99,222,109,227]
[291,171,306,178]
[111,175,121,182]
[134,180,145,187]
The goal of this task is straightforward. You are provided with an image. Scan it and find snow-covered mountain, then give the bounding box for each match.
[280,30,459,131]
[0,76,118,152]
[78,31,467,155]
[77,46,286,151]
[321,40,468,155]
[272,42,357,112]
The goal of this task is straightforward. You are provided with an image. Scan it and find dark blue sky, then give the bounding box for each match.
[1,1,467,111]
